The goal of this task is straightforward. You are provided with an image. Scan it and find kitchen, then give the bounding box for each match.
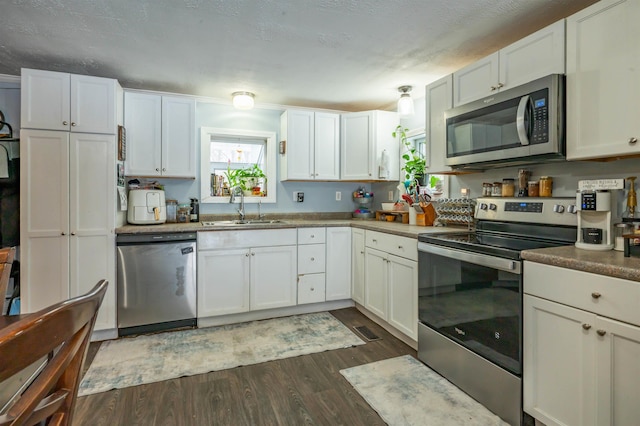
[2,0,640,425]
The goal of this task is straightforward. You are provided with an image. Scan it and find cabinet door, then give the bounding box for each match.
[326,227,352,301]
[298,273,326,305]
[20,130,70,312]
[68,133,116,330]
[281,110,314,180]
[21,69,70,131]
[596,316,640,426]
[250,245,297,310]
[71,74,117,134]
[566,0,640,160]
[364,247,387,319]
[314,112,340,180]
[523,295,596,426]
[162,95,196,177]
[341,112,372,180]
[425,75,452,173]
[373,110,400,181]
[124,92,162,176]
[197,249,250,317]
[351,228,365,304]
[387,254,418,339]
[499,20,565,90]
[453,52,499,106]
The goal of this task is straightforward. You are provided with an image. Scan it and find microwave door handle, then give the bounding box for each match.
[516,95,531,146]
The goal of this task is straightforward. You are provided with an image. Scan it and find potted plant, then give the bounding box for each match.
[225,164,267,195]
[393,125,426,184]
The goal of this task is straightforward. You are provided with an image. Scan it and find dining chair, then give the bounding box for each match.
[0,247,15,315]
[0,279,108,426]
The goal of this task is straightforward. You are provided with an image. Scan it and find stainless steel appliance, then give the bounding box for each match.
[575,190,616,251]
[445,74,565,170]
[117,233,197,336]
[417,197,577,426]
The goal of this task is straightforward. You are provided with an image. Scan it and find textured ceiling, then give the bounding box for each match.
[0,0,597,111]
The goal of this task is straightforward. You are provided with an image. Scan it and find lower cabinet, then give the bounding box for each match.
[351,228,365,304]
[523,261,640,426]
[363,231,418,340]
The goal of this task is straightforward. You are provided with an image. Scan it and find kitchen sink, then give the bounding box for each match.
[201,219,286,226]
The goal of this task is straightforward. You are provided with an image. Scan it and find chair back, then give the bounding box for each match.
[0,248,15,315]
[0,280,108,426]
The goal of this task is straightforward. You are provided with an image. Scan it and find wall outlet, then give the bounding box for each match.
[335,191,341,201]
[293,191,304,202]
[388,190,394,201]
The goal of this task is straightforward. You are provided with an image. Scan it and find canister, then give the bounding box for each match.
[492,182,502,197]
[166,199,178,223]
[539,176,553,197]
[528,181,540,197]
[502,178,515,197]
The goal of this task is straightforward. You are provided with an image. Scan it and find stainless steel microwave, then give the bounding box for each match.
[445,74,565,169]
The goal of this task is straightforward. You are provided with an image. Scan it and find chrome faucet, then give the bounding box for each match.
[229,187,245,222]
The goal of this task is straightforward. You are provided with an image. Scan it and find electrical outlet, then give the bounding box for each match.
[293,191,304,202]
[388,190,394,201]
[336,191,341,201]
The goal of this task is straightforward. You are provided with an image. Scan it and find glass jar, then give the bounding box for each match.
[539,176,553,197]
[502,178,515,197]
[177,204,191,223]
[492,182,502,197]
[528,181,540,197]
[482,183,493,197]
[166,199,178,223]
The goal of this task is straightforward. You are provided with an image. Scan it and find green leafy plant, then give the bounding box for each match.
[393,125,426,181]
[225,164,267,192]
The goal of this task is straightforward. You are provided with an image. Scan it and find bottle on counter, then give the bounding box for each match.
[190,198,199,222]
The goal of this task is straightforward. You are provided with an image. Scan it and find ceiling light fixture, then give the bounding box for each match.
[232,91,255,110]
[397,86,415,117]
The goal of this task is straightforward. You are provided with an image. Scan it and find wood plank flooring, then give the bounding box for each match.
[73,308,417,425]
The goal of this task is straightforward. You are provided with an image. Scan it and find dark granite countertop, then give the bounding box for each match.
[522,245,640,282]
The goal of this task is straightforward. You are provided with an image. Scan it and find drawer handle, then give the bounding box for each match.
[582,323,592,330]
[372,239,377,243]
[597,329,607,337]
[591,292,601,299]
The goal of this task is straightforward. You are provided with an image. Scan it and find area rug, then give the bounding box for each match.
[340,355,509,426]
[79,312,364,396]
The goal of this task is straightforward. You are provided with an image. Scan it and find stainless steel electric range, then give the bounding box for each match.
[417,197,577,426]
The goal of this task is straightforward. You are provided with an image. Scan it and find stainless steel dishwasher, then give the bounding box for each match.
[116,232,197,336]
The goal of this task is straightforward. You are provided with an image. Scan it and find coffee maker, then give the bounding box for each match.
[575,190,615,250]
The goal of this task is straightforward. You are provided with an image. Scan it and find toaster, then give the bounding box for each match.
[127,189,166,224]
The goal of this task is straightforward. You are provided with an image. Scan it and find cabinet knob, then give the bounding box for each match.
[71,122,76,127]
[310,257,315,261]
[245,252,250,257]
[629,137,638,145]
[61,232,66,236]
[497,83,504,89]
[360,250,364,254]
[591,292,601,299]
[372,239,377,243]
[62,120,68,125]
[310,287,314,291]
[70,232,76,236]
[398,245,403,249]
[162,168,166,172]
[582,323,592,330]
[310,235,314,238]
[596,329,607,336]
[490,86,498,91]
[155,168,160,172]
[251,252,255,256]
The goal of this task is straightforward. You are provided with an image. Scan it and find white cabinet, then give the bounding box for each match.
[124,92,196,178]
[351,228,365,304]
[325,227,352,301]
[21,68,120,134]
[340,110,399,181]
[20,130,116,331]
[566,0,640,160]
[425,74,453,173]
[280,110,340,180]
[297,228,326,305]
[197,229,297,317]
[453,20,565,106]
[363,230,418,339]
[523,261,640,426]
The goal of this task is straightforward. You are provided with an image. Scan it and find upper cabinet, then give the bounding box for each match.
[280,109,340,180]
[21,68,121,134]
[566,0,640,160]
[425,74,453,174]
[341,110,399,181]
[124,92,196,178]
[453,20,565,107]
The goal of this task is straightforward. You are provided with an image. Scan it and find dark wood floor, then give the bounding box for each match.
[74,308,417,425]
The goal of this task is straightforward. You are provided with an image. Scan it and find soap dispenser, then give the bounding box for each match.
[190,198,199,222]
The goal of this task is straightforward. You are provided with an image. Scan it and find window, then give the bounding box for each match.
[200,127,277,203]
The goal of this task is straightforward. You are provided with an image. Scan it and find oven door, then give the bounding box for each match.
[418,242,522,375]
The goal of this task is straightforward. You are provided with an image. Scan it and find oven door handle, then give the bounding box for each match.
[418,242,521,274]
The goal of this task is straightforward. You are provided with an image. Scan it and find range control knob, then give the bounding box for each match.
[553,204,565,213]
[567,205,577,214]
[479,203,488,210]
[489,203,498,211]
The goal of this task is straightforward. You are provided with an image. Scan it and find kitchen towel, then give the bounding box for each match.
[79,311,365,396]
[340,355,509,426]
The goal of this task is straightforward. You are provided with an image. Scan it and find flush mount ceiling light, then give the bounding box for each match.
[397,85,415,117]
[232,91,255,110]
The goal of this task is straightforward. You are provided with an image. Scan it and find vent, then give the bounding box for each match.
[353,325,381,341]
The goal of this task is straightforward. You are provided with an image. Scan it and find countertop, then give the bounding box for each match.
[522,245,640,283]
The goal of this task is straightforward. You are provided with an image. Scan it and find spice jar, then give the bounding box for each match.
[528,181,540,197]
[177,204,191,223]
[482,183,493,197]
[539,176,553,197]
[502,178,515,197]
[492,182,502,197]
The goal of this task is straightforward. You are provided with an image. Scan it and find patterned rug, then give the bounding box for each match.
[79,312,364,396]
[340,355,509,426]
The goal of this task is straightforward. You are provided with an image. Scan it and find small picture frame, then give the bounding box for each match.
[118,125,126,161]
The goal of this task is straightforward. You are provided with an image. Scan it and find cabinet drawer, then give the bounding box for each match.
[365,230,417,261]
[298,273,326,305]
[298,244,326,274]
[298,227,326,244]
[198,228,297,250]
[524,261,640,326]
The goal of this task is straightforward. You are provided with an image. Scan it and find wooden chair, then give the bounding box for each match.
[0,280,108,426]
[0,247,15,315]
